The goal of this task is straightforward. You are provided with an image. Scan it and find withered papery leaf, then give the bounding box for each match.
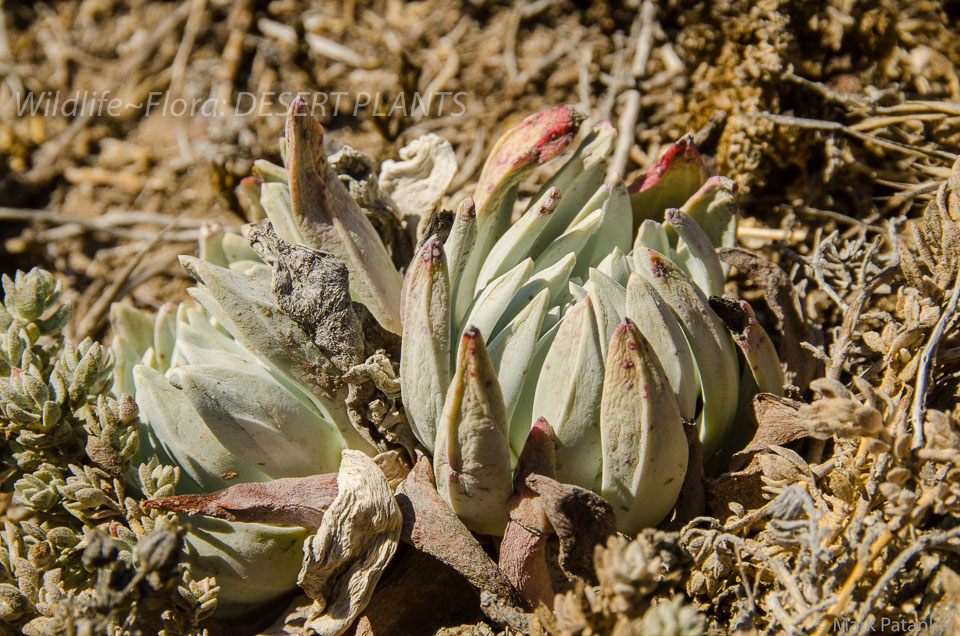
[394,456,522,607]
[379,133,458,222]
[298,450,402,636]
[143,474,338,528]
[248,221,365,373]
[525,474,616,582]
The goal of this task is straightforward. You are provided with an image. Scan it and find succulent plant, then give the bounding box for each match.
[111,99,783,612]
[400,105,785,535]
[110,98,412,612]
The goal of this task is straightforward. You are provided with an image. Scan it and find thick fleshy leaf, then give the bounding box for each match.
[532,208,602,276]
[253,158,288,184]
[222,230,262,264]
[532,297,604,492]
[494,253,576,334]
[434,328,513,535]
[488,288,550,425]
[133,365,270,493]
[199,224,229,267]
[530,121,617,254]
[168,363,346,478]
[474,105,583,222]
[628,134,706,227]
[679,176,738,251]
[568,280,587,303]
[596,247,631,287]
[400,236,452,453]
[566,178,609,226]
[584,269,626,356]
[475,186,561,293]
[456,107,582,320]
[153,303,177,374]
[445,198,477,323]
[508,321,560,456]
[180,257,375,455]
[284,98,402,333]
[236,175,267,222]
[633,249,739,462]
[625,272,697,422]
[599,320,688,535]
[172,305,252,366]
[259,181,304,246]
[110,303,156,397]
[182,516,309,612]
[460,258,533,343]
[664,208,725,297]
[633,219,671,256]
[574,180,632,280]
[456,188,516,326]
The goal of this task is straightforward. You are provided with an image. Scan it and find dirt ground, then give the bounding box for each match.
[2,0,956,342]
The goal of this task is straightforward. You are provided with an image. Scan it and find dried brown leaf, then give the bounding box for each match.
[718,247,819,392]
[499,418,556,610]
[525,474,616,582]
[394,456,522,607]
[143,474,338,528]
[731,393,818,471]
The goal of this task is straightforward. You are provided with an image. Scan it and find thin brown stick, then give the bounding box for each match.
[75,212,187,340]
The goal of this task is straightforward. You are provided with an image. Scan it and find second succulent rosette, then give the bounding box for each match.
[399,105,785,536]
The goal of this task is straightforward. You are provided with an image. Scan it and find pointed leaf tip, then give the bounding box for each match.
[628,134,707,227]
[627,133,703,195]
[515,417,557,494]
[434,325,512,535]
[474,105,583,213]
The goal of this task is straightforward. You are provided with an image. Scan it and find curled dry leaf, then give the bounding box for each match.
[330,145,412,268]
[297,450,402,636]
[248,220,365,373]
[703,457,766,520]
[379,133,458,226]
[732,393,821,471]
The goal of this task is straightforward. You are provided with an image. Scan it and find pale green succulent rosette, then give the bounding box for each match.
[400,105,784,536]
[113,296,347,612]
[110,97,407,611]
